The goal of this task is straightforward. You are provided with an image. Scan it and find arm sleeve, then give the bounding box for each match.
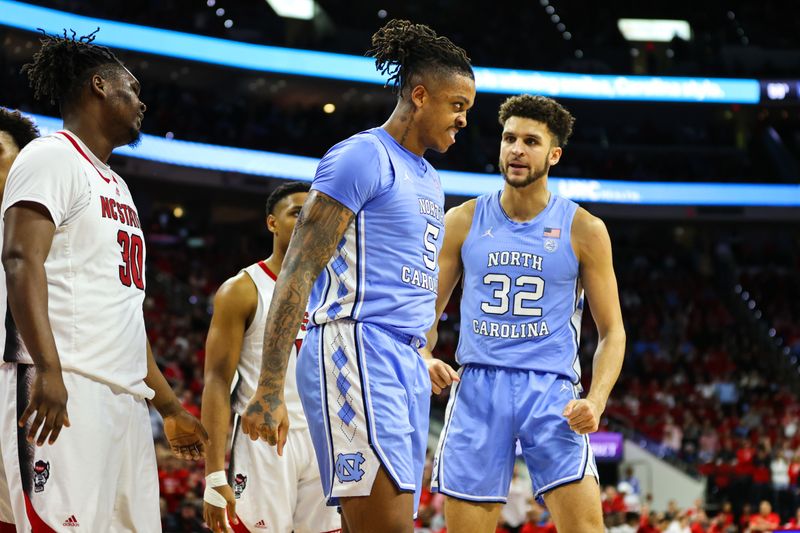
[311,135,391,214]
[2,143,89,227]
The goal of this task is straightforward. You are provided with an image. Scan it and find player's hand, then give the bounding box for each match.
[241,388,290,456]
[562,398,603,435]
[425,358,460,394]
[203,483,238,533]
[19,367,70,446]
[164,409,209,460]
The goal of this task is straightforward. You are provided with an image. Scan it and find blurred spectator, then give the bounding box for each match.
[610,511,641,533]
[748,500,780,532]
[622,466,643,496]
[172,500,205,532]
[502,463,533,530]
[664,512,692,533]
[618,482,641,513]
[783,507,800,529]
[519,502,556,533]
[771,451,792,520]
[416,455,445,532]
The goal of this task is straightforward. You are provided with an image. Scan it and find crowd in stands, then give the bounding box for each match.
[22,0,800,78]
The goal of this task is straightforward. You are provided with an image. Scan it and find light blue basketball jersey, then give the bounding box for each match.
[457,191,584,381]
[307,127,445,343]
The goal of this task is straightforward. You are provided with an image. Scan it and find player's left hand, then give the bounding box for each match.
[164,409,209,460]
[425,358,460,394]
[562,398,603,435]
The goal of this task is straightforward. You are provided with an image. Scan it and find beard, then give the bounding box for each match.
[500,159,550,188]
[126,127,142,149]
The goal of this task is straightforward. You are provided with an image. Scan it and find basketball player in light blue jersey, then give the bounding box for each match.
[425,95,626,532]
[241,20,475,533]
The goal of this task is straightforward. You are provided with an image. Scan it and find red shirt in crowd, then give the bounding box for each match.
[159,466,190,512]
[789,461,800,486]
[520,522,557,533]
[602,494,627,514]
[749,512,780,532]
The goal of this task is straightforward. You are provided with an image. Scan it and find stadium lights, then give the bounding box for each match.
[0,0,761,103]
[617,19,691,42]
[21,112,800,207]
[266,0,315,20]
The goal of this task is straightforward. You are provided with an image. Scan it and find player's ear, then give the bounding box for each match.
[90,74,107,99]
[266,214,277,234]
[409,84,428,110]
[549,146,562,167]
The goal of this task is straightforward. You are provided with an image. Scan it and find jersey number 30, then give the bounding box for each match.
[117,230,145,290]
[481,274,544,316]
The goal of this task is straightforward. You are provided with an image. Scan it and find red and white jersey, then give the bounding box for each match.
[1,130,152,399]
[231,261,307,429]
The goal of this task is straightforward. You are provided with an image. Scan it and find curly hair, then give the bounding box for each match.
[22,28,124,109]
[498,95,576,147]
[0,108,40,150]
[265,181,310,216]
[368,19,473,95]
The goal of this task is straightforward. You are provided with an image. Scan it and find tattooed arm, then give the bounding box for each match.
[241,190,355,454]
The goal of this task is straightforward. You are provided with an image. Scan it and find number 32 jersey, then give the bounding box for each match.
[307,127,445,344]
[1,131,153,399]
[457,191,584,382]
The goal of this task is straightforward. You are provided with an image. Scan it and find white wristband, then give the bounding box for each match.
[203,485,228,508]
[205,471,227,487]
[204,471,229,508]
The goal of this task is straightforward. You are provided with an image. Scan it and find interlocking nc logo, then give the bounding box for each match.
[335,452,365,483]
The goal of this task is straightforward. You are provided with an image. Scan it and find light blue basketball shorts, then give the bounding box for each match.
[296,319,430,514]
[431,363,599,502]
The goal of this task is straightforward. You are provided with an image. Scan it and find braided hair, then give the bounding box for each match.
[368,19,473,96]
[22,28,123,110]
[0,108,40,150]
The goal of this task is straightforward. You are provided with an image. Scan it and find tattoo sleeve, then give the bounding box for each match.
[257,190,355,397]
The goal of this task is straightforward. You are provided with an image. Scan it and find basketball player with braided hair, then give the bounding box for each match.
[241,19,475,532]
[0,30,207,531]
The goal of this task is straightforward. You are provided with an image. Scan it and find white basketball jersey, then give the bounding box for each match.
[1,131,153,399]
[231,261,307,429]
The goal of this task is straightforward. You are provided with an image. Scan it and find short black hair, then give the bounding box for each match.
[0,108,40,150]
[368,19,473,96]
[498,95,576,147]
[266,181,310,216]
[22,28,124,111]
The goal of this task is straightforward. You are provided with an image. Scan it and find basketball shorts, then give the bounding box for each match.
[431,364,599,502]
[296,320,430,514]
[0,363,160,532]
[226,417,341,533]
[0,443,12,526]
[0,362,14,533]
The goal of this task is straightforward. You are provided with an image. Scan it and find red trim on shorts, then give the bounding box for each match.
[321,529,342,533]
[56,131,112,184]
[0,521,16,532]
[23,493,56,533]
[228,515,252,532]
[257,261,277,281]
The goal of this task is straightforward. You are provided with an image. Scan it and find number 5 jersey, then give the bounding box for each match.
[1,130,153,399]
[306,127,445,345]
